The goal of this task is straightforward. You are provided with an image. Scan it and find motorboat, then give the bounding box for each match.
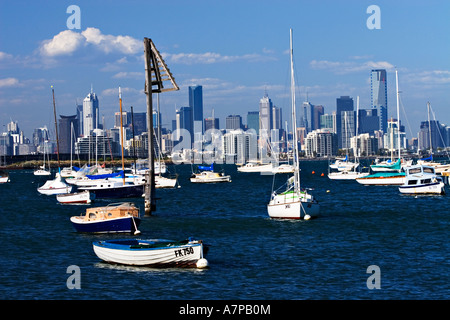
[399,165,445,195]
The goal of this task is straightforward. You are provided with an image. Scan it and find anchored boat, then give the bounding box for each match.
[70,202,141,234]
[92,238,209,268]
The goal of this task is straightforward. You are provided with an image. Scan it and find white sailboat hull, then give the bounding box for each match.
[57,190,94,204]
[0,176,9,183]
[328,171,369,180]
[356,175,405,185]
[268,193,320,219]
[37,176,73,195]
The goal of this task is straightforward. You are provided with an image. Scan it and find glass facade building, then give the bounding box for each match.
[371,69,388,133]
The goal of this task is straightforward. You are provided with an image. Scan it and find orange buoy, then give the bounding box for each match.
[312,171,315,174]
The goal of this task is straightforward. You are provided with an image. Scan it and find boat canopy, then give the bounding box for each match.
[198,164,214,171]
[86,170,125,180]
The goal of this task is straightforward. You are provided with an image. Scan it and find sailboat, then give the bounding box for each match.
[37,86,73,195]
[416,102,450,175]
[267,29,319,220]
[328,103,369,180]
[34,142,51,176]
[356,70,406,186]
[77,87,144,199]
[0,148,9,183]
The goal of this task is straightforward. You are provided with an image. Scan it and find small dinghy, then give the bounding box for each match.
[92,237,209,268]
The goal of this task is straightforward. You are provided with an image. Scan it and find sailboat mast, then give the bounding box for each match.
[290,28,299,189]
[395,69,401,160]
[427,101,432,154]
[119,86,125,185]
[51,86,61,170]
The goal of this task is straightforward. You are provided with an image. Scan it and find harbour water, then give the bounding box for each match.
[0,160,448,300]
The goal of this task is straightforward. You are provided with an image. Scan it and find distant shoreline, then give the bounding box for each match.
[2,154,448,170]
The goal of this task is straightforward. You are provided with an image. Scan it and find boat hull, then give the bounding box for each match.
[78,184,144,198]
[71,216,141,233]
[237,163,273,173]
[399,182,445,195]
[57,190,94,204]
[268,195,320,220]
[92,239,206,267]
[356,174,405,185]
[328,171,369,180]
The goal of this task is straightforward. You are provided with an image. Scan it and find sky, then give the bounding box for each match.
[0,0,449,140]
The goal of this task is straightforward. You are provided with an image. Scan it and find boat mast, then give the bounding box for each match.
[51,86,61,171]
[290,28,300,190]
[119,86,125,185]
[427,101,432,154]
[395,69,400,160]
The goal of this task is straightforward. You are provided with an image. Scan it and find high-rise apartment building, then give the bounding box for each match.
[371,69,388,133]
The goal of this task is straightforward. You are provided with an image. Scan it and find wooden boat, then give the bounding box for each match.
[70,202,141,234]
[399,165,445,195]
[56,190,94,204]
[92,238,209,268]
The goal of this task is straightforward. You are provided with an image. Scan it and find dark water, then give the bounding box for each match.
[0,161,448,300]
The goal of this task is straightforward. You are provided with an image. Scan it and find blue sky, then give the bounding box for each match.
[1,0,449,139]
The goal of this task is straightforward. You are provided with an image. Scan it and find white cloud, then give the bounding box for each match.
[81,28,141,55]
[0,52,14,60]
[40,30,85,56]
[113,71,143,79]
[0,77,19,88]
[39,28,141,57]
[310,59,395,74]
[163,52,274,65]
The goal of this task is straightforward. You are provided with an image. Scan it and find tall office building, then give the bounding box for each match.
[259,93,273,137]
[82,88,99,137]
[59,115,78,154]
[358,109,379,135]
[175,106,193,142]
[247,111,259,134]
[341,110,356,150]
[302,101,314,132]
[336,96,354,148]
[371,69,388,133]
[226,115,242,130]
[313,105,324,131]
[189,85,203,140]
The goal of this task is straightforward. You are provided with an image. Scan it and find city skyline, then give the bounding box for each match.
[0,1,449,139]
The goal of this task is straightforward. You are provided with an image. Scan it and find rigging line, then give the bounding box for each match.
[398,94,414,139]
[429,103,450,160]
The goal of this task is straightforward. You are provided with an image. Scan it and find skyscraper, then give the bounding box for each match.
[336,96,354,148]
[371,69,388,133]
[82,88,99,137]
[189,85,203,137]
[226,115,242,130]
[247,111,259,134]
[59,115,78,154]
[259,93,273,136]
